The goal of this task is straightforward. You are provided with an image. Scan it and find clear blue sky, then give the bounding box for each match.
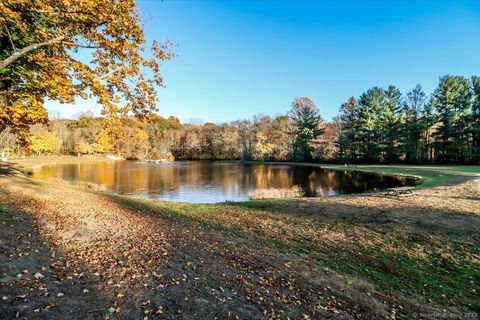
[46,0,480,123]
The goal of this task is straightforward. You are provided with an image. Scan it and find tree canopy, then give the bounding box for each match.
[0,0,173,143]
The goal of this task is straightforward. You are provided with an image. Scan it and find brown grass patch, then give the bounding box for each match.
[248,185,304,200]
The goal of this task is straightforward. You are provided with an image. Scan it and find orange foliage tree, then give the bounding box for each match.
[0,0,174,144]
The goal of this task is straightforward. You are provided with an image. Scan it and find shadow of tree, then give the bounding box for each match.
[0,205,113,319]
[0,162,24,176]
[221,197,480,242]
[109,195,480,313]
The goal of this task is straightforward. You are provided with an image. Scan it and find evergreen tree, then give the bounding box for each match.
[288,97,324,161]
[431,75,472,163]
[470,76,480,163]
[420,97,436,162]
[336,97,359,162]
[357,87,384,162]
[382,85,402,162]
[401,84,427,162]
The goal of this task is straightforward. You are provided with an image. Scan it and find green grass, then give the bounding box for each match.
[331,238,480,312]
[0,206,15,217]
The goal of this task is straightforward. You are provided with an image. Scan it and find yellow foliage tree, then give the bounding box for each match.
[0,0,174,146]
[132,129,149,147]
[254,132,275,160]
[30,128,60,155]
[95,130,115,154]
[131,128,149,158]
[75,138,93,155]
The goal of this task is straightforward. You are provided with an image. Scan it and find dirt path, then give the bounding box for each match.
[0,168,477,319]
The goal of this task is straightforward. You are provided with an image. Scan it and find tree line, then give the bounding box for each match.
[337,75,480,164]
[0,98,333,162]
[1,74,479,164]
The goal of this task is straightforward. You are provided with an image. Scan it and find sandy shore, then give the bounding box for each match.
[9,155,116,171]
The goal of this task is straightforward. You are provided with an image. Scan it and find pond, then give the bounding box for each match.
[33,161,416,203]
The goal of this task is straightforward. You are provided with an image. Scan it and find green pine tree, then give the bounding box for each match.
[469,76,480,163]
[288,97,324,161]
[400,84,427,163]
[431,75,472,163]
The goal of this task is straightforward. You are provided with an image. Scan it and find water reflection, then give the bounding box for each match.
[33,161,415,203]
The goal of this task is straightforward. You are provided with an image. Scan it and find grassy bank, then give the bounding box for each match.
[116,182,480,313]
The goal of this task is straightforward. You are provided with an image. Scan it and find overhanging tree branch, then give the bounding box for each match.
[0,35,67,70]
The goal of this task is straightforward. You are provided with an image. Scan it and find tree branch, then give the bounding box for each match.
[0,35,67,70]
[61,40,100,49]
[3,23,16,52]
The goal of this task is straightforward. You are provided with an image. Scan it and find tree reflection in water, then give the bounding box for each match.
[33,161,415,203]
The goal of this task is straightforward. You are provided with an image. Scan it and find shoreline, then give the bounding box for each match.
[10,156,480,190]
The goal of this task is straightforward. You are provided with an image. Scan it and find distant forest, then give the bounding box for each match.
[1,74,479,164]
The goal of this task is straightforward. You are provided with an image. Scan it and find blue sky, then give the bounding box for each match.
[46,0,480,123]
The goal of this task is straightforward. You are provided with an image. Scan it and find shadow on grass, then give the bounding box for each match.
[0,204,113,319]
[110,194,245,237]
[222,197,480,242]
[0,162,27,176]
[0,187,261,319]
[108,193,480,312]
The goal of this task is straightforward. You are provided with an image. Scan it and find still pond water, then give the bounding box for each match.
[33,161,416,203]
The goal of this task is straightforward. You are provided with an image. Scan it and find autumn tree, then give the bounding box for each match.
[130,128,149,159]
[147,115,181,159]
[233,119,256,160]
[317,121,340,161]
[0,126,21,155]
[29,124,60,155]
[95,130,115,154]
[288,97,324,162]
[269,115,292,161]
[0,0,173,146]
[75,138,93,155]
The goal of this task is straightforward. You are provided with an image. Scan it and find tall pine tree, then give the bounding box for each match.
[382,85,402,162]
[357,87,384,162]
[401,84,427,162]
[288,97,324,162]
[336,97,359,162]
[431,75,471,163]
[470,76,480,163]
